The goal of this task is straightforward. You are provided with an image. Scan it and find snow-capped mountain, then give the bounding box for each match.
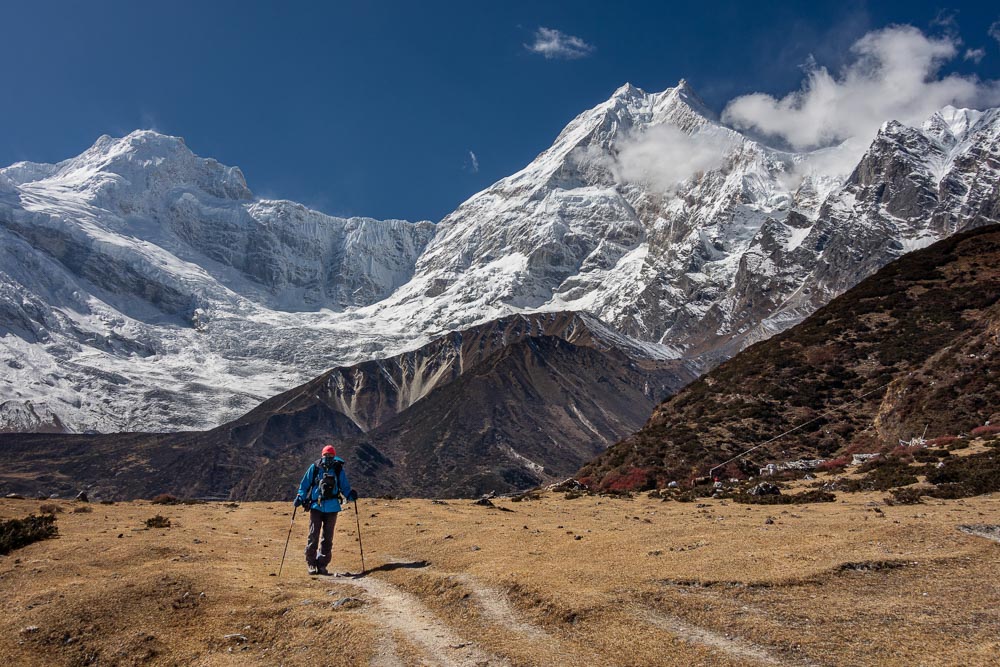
[1,82,998,433]
[0,131,436,431]
[376,84,999,359]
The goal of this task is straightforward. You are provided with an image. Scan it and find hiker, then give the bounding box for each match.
[294,445,358,575]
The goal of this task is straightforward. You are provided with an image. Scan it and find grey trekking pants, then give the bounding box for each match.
[305,509,338,567]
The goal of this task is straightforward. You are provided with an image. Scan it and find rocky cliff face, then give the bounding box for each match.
[1,85,998,433]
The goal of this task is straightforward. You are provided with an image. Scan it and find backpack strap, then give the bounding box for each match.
[305,459,323,502]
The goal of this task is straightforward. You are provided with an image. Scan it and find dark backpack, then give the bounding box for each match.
[310,458,343,502]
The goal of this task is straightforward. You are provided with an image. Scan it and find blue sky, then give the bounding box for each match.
[4,1,1000,221]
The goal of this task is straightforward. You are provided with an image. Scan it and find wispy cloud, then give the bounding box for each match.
[722,25,1000,152]
[965,47,986,63]
[468,150,479,173]
[525,27,595,60]
[990,20,1000,46]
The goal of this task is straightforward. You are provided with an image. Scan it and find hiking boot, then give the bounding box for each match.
[307,565,319,575]
[317,566,330,576]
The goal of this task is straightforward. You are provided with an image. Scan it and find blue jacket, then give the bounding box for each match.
[297,456,354,513]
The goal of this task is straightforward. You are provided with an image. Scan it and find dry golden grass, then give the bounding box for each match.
[1,488,998,666]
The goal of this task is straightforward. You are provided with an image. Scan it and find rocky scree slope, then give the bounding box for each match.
[0,312,691,499]
[579,225,1000,491]
[1,86,999,433]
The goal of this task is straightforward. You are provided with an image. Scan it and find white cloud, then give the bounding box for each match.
[468,150,479,173]
[722,25,1000,151]
[574,126,735,194]
[965,48,986,63]
[525,27,595,60]
[990,20,1000,46]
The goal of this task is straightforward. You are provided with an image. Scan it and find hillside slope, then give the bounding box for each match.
[580,224,1000,490]
[0,313,690,500]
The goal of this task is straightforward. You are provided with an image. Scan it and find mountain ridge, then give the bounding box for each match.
[1,81,999,433]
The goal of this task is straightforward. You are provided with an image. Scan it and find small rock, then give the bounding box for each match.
[470,545,481,551]
[748,483,781,497]
[472,497,495,507]
[764,517,775,525]
[5,493,25,500]
[21,626,39,634]
[75,491,89,503]
[223,634,247,643]
[331,597,364,610]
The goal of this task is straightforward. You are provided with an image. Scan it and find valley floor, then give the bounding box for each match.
[1,491,998,666]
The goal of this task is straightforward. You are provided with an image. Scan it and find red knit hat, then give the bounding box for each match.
[321,445,336,457]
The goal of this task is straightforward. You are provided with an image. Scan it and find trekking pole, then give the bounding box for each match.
[276,505,297,577]
[353,499,366,575]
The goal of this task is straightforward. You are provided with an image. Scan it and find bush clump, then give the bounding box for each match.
[885,487,927,505]
[922,451,1000,498]
[838,458,922,492]
[0,514,58,555]
[38,503,63,515]
[145,515,171,529]
[150,493,203,506]
[733,489,837,505]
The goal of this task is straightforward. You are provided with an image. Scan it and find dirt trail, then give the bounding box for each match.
[335,574,510,667]
[452,573,550,642]
[639,609,813,667]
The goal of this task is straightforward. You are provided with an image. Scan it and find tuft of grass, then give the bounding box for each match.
[38,503,63,515]
[0,514,58,555]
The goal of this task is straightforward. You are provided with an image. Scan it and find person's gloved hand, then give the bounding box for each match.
[346,490,358,502]
[293,496,304,508]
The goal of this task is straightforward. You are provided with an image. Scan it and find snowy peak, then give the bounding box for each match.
[922,106,984,145]
[19,130,252,205]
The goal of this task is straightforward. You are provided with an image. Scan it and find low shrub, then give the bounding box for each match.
[0,514,58,555]
[72,506,93,514]
[885,487,926,505]
[150,494,203,506]
[38,503,62,515]
[841,458,922,492]
[733,490,836,505]
[145,515,171,529]
[922,451,1000,498]
[817,456,851,472]
[913,448,950,463]
[970,424,1000,438]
